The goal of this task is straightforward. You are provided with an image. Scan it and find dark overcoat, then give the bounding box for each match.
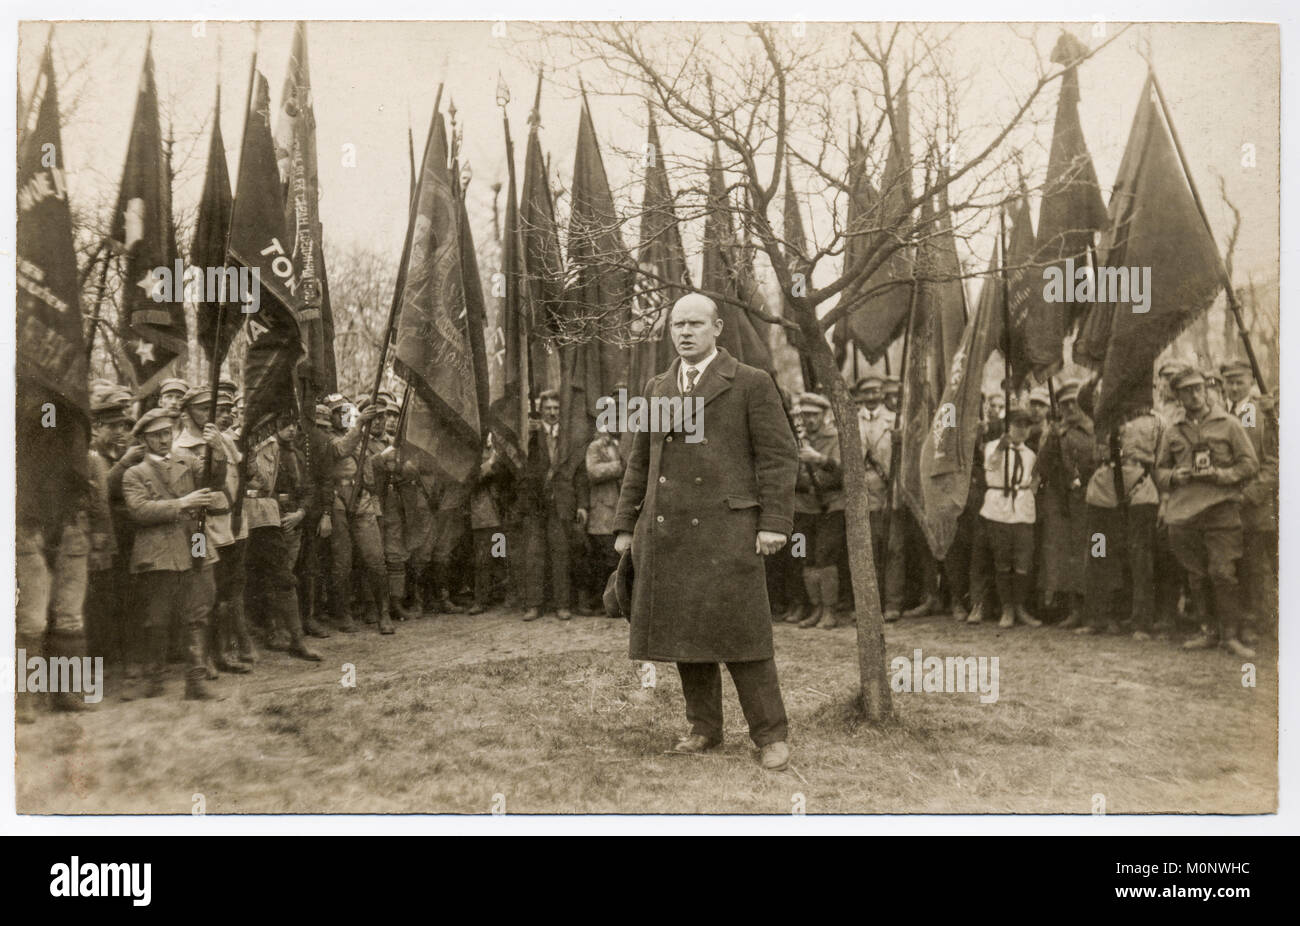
[612,349,798,662]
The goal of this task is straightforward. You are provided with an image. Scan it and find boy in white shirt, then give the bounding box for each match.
[980,406,1042,629]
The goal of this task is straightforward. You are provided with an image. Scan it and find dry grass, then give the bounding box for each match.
[16,609,1277,815]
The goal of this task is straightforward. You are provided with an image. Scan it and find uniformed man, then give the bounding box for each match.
[856,377,895,615]
[84,392,133,689]
[1037,381,1096,627]
[244,409,322,659]
[173,386,251,676]
[1079,402,1161,638]
[276,414,328,637]
[791,393,846,630]
[301,403,337,634]
[469,437,511,614]
[980,406,1041,629]
[1154,368,1259,657]
[324,393,389,633]
[376,390,427,623]
[1026,385,1051,452]
[582,422,625,616]
[120,408,227,700]
[1202,366,1226,410]
[1222,359,1277,643]
[215,381,239,432]
[156,377,189,414]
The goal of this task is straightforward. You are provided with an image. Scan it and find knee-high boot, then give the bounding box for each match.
[369,570,396,635]
[16,632,42,723]
[798,569,824,628]
[388,565,416,622]
[817,567,840,629]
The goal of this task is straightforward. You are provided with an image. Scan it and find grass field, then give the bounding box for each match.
[16,607,1276,815]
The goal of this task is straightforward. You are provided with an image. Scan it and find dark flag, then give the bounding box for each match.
[111,42,186,392]
[900,189,969,556]
[919,244,1004,558]
[701,145,774,372]
[275,20,337,397]
[192,84,239,367]
[454,164,493,448]
[782,164,818,390]
[491,105,530,474]
[519,80,564,393]
[832,129,877,376]
[392,109,480,483]
[1023,33,1108,383]
[17,42,89,535]
[1087,74,1223,432]
[630,104,690,393]
[1003,186,1038,386]
[565,91,632,461]
[228,71,304,447]
[841,80,913,362]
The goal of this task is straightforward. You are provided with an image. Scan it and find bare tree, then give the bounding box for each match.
[536,21,1128,723]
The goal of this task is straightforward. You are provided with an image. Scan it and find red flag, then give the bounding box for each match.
[630,105,691,393]
[17,41,89,534]
[111,42,186,391]
[901,188,968,556]
[701,145,774,372]
[1022,33,1108,383]
[841,80,913,362]
[918,243,1004,558]
[274,21,337,397]
[192,84,239,368]
[227,71,304,447]
[1087,74,1224,432]
[392,109,480,483]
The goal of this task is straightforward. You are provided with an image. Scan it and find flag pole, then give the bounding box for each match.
[208,31,259,540]
[879,251,920,612]
[999,208,1013,496]
[83,249,113,365]
[1147,67,1267,395]
[350,82,442,512]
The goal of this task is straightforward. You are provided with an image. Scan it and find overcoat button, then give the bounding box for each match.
[694,477,703,485]
[656,515,664,523]
[658,476,666,484]
[691,518,699,526]
[666,435,673,442]
[701,438,708,444]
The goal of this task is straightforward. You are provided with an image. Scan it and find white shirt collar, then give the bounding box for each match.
[679,348,718,390]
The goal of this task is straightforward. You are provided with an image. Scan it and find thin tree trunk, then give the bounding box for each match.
[797,306,893,722]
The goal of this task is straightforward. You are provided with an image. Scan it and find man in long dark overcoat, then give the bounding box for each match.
[613,293,798,771]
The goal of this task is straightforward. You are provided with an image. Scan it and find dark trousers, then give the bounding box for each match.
[585,533,619,607]
[472,526,504,606]
[245,526,306,641]
[1084,504,1156,630]
[986,519,1034,609]
[943,504,976,610]
[85,566,128,668]
[676,659,789,747]
[521,504,573,610]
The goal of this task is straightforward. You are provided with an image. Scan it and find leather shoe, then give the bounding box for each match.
[522,607,542,622]
[1225,638,1256,659]
[289,641,322,662]
[759,741,790,771]
[672,733,720,754]
[556,609,572,621]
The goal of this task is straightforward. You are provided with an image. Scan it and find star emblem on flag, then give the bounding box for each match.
[133,339,155,363]
[137,266,166,301]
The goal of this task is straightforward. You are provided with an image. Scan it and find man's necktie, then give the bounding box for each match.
[684,367,699,394]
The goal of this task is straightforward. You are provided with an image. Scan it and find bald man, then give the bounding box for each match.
[613,293,799,771]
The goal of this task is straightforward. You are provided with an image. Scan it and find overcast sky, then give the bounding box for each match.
[18,20,1279,298]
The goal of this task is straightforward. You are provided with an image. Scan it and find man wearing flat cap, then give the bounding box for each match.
[791,392,846,629]
[121,407,228,700]
[613,293,798,771]
[324,394,389,633]
[156,377,189,414]
[1155,368,1259,657]
[1221,359,1277,643]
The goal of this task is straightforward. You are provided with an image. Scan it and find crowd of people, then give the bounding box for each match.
[15,347,1277,722]
[770,359,1277,663]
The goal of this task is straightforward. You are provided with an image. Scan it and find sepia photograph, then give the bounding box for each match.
[10,12,1282,822]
